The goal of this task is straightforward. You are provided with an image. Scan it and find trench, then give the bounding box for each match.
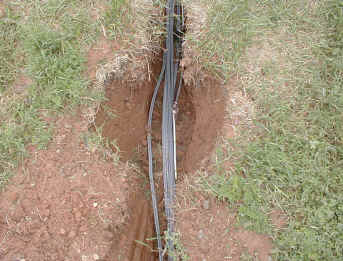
[93,6,226,261]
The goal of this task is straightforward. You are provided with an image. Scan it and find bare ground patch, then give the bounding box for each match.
[0,113,133,261]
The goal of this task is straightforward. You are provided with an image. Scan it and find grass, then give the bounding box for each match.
[103,0,132,39]
[82,125,120,164]
[0,0,119,188]
[200,0,343,260]
[0,6,20,91]
[165,231,190,261]
[0,0,157,188]
[1,0,342,260]
[184,0,252,80]
[102,0,163,53]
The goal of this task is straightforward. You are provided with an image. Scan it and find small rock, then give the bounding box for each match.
[60,228,66,235]
[202,200,210,210]
[198,229,204,239]
[93,202,98,208]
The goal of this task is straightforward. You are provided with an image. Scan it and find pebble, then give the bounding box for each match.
[203,200,210,210]
[198,229,204,239]
[60,228,66,235]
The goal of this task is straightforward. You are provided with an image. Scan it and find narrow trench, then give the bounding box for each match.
[93,6,226,261]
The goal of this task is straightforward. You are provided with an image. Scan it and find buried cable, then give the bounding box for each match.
[162,0,177,259]
[147,52,167,261]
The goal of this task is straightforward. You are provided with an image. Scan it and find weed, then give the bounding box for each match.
[164,231,190,261]
[82,126,120,164]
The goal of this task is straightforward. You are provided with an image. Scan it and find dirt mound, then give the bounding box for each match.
[0,115,132,261]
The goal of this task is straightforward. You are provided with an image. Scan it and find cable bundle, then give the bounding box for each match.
[147,1,184,260]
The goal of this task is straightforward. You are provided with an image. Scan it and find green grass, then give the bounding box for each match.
[0,0,148,188]
[0,0,157,188]
[185,0,253,80]
[0,0,107,188]
[1,0,342,259]
[203,0,343,260]
[165,231,190,261]
[102,0,163,51]
[103,0,132,39]
[0,6,21,91]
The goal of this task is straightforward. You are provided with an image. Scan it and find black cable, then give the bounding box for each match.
[162,0,177,260]
[147,1,184,260]
[147,52,167,261]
